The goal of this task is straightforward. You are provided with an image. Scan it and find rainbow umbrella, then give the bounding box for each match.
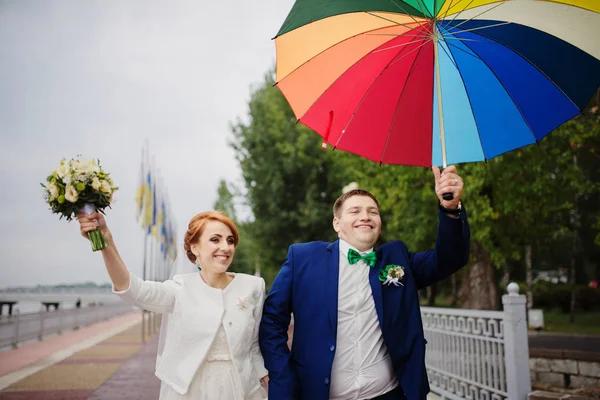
[274,0,600,171]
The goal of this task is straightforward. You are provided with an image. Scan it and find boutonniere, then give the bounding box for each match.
[379,265,406,287]
[236,296,249,310]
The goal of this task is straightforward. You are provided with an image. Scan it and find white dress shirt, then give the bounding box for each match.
[330,239,399,400]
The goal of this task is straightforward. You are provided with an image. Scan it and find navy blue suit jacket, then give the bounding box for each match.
[259,209,470,400]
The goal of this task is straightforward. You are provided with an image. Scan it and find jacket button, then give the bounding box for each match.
[324,378,329,384]
[329,345,335,352]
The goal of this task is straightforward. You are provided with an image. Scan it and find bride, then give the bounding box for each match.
[78,210,268,399]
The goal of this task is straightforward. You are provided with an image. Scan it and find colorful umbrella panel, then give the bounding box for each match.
[275,0,600,167]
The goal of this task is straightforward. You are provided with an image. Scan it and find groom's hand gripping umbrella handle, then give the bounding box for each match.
[442,192,454,201]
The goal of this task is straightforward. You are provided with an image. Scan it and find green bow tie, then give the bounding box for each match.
[347,248,377,267]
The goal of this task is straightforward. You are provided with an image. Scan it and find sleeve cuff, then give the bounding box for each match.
[112,273,140,302]
[254,356,269,379]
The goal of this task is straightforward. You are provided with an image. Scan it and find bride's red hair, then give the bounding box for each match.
[183,211,239,264]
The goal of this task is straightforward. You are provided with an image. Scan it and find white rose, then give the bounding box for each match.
[100,180,111,194]
[57,164,69,179]
[65,185,79,203]
[47,183,59,200]
[77,160,98,175]
[89,160,100,173]
[74,173,87,182]
[91,178,101,191]
[63,174,72,185]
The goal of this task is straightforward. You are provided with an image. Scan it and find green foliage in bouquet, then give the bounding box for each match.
[41,157,118,251]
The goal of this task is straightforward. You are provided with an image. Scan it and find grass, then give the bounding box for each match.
[540,309,600,335]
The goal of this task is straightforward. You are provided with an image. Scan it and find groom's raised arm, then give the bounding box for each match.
[259,245,297,399]
[409,207,471,289]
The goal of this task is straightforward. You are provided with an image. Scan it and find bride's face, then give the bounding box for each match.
[191,221,236,274]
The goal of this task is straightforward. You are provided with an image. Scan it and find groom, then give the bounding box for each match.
[259,166,470,400]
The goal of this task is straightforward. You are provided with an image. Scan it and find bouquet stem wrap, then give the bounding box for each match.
[82,204,108,252]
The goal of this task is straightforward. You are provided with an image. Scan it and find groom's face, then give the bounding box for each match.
[333,195,382,251]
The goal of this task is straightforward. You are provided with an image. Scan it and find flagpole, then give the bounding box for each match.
[141,234,148,342]
[140,143,147,343]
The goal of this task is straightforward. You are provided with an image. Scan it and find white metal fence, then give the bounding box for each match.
[0,303,135,349]
[422,283,531,400]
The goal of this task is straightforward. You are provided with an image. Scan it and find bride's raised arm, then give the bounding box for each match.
[78,212,176,314]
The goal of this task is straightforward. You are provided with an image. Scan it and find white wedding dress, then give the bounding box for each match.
[159,324,267,400]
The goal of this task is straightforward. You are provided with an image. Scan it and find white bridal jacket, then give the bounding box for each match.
[114,272,268,397]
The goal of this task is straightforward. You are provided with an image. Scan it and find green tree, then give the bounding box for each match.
[229,71,345,283]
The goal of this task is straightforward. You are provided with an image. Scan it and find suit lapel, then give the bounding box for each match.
[326,240,340,336]
[370,251,384,330]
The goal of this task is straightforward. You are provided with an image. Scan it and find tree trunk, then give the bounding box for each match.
[450,274,458,307]
[569,232,577,323]
[254,254,261,277]
[525,245,533,309]
[427,283,437,306]
[459,241,499,310]
[569,154,579,323]
[502,262,510,289]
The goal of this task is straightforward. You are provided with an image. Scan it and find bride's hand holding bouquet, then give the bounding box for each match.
[41,156,118,251]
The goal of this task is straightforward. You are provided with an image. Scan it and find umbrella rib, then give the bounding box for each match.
[334,37,431,148]
[410,0,435,22]
[386,0,432,32]
[445,1,507,31]
[293,24,428,123]
[365,11,426,32]
[387,39,431,67]
[440,0,476,29]
[380,43,429,164]
[366,33,432,39]
[441,37,488,42]
[443,27,539,147]
[276,20,422,85]
[438,39,459,70]
[372,38,431,54]
[438,0,461,20]
[452,26,581,112]
[437,33,488,161]
[447,21,511,35]
[445,41,480,60]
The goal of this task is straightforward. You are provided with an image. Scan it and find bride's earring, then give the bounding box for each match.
[195,257,201,269]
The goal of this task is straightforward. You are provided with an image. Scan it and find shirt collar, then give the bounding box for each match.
[339,238,374,259]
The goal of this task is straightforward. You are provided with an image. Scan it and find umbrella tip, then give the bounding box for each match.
[295,118,300,124]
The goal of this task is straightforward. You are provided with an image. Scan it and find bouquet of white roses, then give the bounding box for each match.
[41,157,118,251]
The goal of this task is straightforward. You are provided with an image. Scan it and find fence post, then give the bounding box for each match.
[12,308,20,348]
[74,307,80,330]
[502,282,532,400]
[38,307,45,341]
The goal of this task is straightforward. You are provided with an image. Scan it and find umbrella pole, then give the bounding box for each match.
[433,30,454,200]
[433,33,447,169]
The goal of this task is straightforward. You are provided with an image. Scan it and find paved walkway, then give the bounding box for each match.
[0,312,161,400]
[0,312,442,400]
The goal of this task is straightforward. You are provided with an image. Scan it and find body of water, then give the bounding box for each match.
[0,293,122,315]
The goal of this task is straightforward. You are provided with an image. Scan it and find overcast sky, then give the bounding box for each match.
[0,0,294,288]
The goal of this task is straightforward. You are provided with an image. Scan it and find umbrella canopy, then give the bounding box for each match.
[274,0,600,167]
